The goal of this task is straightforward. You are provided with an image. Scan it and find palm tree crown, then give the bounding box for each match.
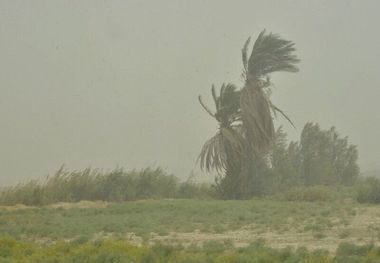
[198,83,244,174]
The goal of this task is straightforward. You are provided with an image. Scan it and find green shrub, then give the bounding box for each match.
[336,242,377,263]
[356,177,380,204]
[176,182,215,199]
[284,185,336,202]
[0,167,216,206]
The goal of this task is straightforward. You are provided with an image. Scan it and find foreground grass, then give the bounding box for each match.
[0,199,360,243]
[3,236,380,263]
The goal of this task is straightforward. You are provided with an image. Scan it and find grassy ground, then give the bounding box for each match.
[1,198,380,253]
[4,236,378,263]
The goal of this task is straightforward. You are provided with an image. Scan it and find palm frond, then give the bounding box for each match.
[240,86,275,154]
[215,83,241,125]
[242,37,251,78]
[199,83,241,127]
[197,128,244,173]
[198,95,215,119]
[240,30,299,154]
[211,84,218,110]
[245,30,300,82]
[270,102,296,128]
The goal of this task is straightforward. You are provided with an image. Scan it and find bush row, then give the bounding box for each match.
[275,179,380,204]
[2,165,380,205]
[283,185,337,202]
[0,167,215,206]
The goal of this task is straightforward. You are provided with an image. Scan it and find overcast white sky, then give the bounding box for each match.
[1,0,380,185]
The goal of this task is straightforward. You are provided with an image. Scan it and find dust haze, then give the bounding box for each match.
[1,0,380,185]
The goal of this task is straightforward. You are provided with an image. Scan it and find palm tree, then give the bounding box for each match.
[198,30,299,198]
[239,30,299,197]
[197,84,244,198]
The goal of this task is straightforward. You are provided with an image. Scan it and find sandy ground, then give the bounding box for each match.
[0,200,108,211]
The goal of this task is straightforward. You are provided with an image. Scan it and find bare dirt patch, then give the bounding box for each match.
[47,200,108,209]
[0,200,108,210]
[0,203,34,211]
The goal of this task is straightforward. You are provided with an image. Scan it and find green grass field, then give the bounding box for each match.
[1,199,379,247]
[1,199,380,262]
[3,236,376,263]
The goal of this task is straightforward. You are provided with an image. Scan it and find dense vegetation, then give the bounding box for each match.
[356,177,380,204]
[209,122,360,198]
[262,123,359,195]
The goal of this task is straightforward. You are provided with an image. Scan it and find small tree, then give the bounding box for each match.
[269,127,302,192]
[268,123,359,193]
[297,123,359,186]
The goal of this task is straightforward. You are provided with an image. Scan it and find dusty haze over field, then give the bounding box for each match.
[1,0,380,185]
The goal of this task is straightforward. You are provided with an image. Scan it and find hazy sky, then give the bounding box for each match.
[1,0,380,185]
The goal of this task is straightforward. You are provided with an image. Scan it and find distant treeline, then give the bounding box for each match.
[0,166,379,206]
[0,167,215,206]
[267,123,380,204]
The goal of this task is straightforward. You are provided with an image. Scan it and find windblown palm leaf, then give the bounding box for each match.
[245,30,299,82]
[198,84,243,173]
[214,83,241,127]
[198,127,244,173]
[241,30,299,154]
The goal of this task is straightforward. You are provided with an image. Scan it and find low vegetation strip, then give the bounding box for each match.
[0,167,215,206]
[1,236,380,263]
[2,164,380,208]
[0,199,353,238]
[1,199,379,252]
